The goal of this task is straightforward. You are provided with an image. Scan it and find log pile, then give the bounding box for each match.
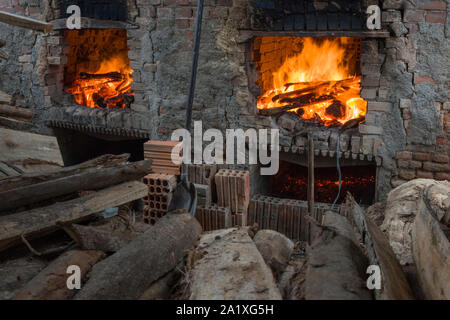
[0,154,151,252]
[141,173,177,225]
[143,140,182,175]
[0,91,33,131]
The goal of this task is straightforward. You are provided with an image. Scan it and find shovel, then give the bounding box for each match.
[168,0,204,215]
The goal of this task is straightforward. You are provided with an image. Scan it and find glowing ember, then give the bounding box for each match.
[64,29,134,109]
[269,161,376,205]
[257,37,367,126]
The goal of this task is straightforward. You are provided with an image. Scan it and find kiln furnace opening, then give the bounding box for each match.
[269,160,376,205]
[64,29,134,109]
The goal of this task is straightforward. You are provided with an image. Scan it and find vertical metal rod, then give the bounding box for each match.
[307,133,315,218]
[185,0,204,132]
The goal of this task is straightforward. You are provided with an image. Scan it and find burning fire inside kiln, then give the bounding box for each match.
[64,29,134,109]
[256,37,367,126]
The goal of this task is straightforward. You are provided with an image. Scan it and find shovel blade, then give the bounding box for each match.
[168,181,197,215]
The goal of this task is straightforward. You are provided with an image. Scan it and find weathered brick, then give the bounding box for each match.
[404,9,425,22]
[157,7,173,18]
[413,152,431,161]
[175,7,192,18]
[359,124,383,135]
[382,10,402,23]
[398,159,422,169]
[367,101,392,112]
[402,109,411,120]
[398,168,416,180]
[435,172,450,180]
[423,161,450,172]
[432,154,449,163]
[417,170,434,179]
[425,11,446,23]
[396,150,412,160]
[414,74,437,85]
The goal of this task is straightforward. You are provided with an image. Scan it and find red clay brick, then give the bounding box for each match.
[425,11,446,23]
[396,150,412,160]
[423,161,450,172]
[176,7,192,18]
[412,152,431,161]
[435,172,450,180]
[436,137,448,145]
[418,0,447,10]
[414,74,437,86]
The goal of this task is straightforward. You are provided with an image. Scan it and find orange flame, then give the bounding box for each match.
[257,37,367,126]
[65,55,134,109]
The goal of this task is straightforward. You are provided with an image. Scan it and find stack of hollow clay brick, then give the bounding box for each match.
[144,140,182,175]
[142,173,177,225]
[195,204,231,231]
[214,169,250,227]
[248,195,344,243]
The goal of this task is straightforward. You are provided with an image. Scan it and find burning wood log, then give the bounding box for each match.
[74,213,202,300]
[79,72,124,81]
[272,78,357,103]
[339,116,365,132]
[325,100,345,118]
[0,181,148,252]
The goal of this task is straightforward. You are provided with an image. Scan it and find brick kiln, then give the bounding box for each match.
[0,0,449,204]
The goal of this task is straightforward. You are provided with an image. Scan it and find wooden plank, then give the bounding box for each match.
[0,11,53,32]
[0,104,32,120]
[0,181,148,252]
[0,128,63,164]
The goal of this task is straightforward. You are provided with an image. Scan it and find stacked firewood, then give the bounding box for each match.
[141,173,177,225]
[144,140,182,175]
[0,154,152,253]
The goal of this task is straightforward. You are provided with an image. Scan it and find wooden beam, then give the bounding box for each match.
[0,127,63,164]
[50,17,138,30]
[0,11,53,32]
[0,154,129,192]
[238,30,391,42]
[0,181,148,252]
[0,159,152,212]
[0,104,32,120]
